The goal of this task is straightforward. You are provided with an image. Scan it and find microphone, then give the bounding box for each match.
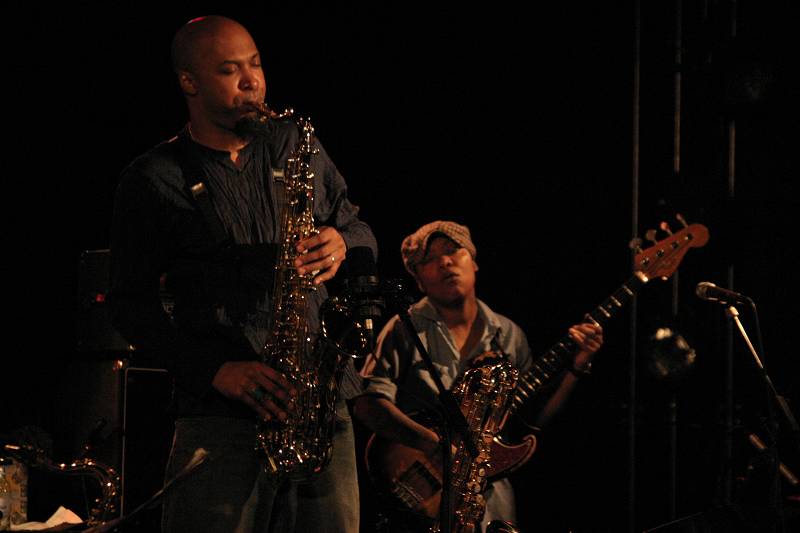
[181,447,210,476]
[695,281,752,305]
[344,247,383,351]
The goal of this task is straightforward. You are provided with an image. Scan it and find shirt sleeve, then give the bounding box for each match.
[108,164,229,398]
[360,315,411,403]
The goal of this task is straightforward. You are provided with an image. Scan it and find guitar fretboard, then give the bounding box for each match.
[508,271,650,414]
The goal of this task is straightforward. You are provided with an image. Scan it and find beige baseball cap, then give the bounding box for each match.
[400,220,477,275]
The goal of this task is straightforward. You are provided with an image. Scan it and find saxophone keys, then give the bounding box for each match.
[266,454,279,474]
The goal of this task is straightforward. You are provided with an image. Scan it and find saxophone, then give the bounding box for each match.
[434,352,520,533]
[254,104,347,480]
[3,443,120,526]
[364,350,531,531]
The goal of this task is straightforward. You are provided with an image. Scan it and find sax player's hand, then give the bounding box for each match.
[212,361,298,422]
[294,226,347,285]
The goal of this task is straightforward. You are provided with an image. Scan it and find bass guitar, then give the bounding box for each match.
[364,222,709,531]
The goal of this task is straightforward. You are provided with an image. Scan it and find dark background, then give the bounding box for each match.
[4,1,798,532]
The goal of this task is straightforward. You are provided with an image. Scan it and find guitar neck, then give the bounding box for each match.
[508,270,650,415]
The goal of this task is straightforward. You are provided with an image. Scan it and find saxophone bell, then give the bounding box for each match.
[319,246,384,359]
[319,295,376,360]
[486,520,523,533]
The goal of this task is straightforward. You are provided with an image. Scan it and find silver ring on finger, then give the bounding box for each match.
[250,385,266,403]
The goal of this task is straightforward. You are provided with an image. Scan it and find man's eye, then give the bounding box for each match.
[441,246,459,256]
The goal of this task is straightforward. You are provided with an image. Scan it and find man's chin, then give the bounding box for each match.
[233,114,272,139]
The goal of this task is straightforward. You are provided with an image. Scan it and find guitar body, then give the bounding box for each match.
[364,434,442,519]
[486,433,537,480]
[364,432,537,519]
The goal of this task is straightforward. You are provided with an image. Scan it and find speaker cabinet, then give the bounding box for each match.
[52,360,172,527]
[120,365,172,518]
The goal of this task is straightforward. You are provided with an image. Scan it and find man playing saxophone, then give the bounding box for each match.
[354,221,602,532]
[109,15,375,533]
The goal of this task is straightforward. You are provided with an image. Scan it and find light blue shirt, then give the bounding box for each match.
[361,296,532,530]
[364,296,532,413]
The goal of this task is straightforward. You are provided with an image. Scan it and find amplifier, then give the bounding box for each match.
[76,249,174,353]
[77,249,132,353]
[52,360,172,526]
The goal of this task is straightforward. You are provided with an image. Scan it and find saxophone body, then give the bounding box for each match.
[434,352,519,533]
[255,107,345,480]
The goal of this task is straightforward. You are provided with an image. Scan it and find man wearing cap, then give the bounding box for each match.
[353,221,603,532]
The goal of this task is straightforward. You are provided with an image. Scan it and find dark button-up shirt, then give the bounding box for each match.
[110,119,377,417]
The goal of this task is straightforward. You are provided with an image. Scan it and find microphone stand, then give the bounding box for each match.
[725,306,800,450]
[387,289,479,533]
[725,305,799,532]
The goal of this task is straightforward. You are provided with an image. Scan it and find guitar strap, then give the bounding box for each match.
[399,318,426,388]
[400,319,508,386]
[489,328,505,355]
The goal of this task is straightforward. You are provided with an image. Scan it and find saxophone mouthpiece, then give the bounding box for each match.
[246,101,294,121]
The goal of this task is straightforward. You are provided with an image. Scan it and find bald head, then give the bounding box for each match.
[170,15,267,142]
[171,16,250,74]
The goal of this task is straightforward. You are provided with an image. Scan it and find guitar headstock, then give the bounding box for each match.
[634,220,709,281]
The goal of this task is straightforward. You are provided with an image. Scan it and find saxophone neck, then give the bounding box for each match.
[249,101,294,121]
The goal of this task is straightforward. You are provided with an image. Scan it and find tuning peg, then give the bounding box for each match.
[659,221,673,236]
[628,237,644,255]
[675,213,688,228]
[645,229,658,244]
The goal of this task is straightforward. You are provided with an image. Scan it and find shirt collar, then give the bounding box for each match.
[178,124,256,171]
[413,296,504,340]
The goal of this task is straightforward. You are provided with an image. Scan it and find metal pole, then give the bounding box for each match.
[722,0,738,507]
[629,1,641,531]
[668,0,683,521]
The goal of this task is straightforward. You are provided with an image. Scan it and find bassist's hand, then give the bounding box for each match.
[569,322,603,368]
[416,428,442,457]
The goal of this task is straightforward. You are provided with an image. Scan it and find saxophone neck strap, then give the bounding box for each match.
[172,134,232,249]
[270,167,287,232]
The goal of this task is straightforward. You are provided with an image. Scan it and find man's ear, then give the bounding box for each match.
[473,259,479,272]
[414,274,426,295]
[178,71,198,96]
